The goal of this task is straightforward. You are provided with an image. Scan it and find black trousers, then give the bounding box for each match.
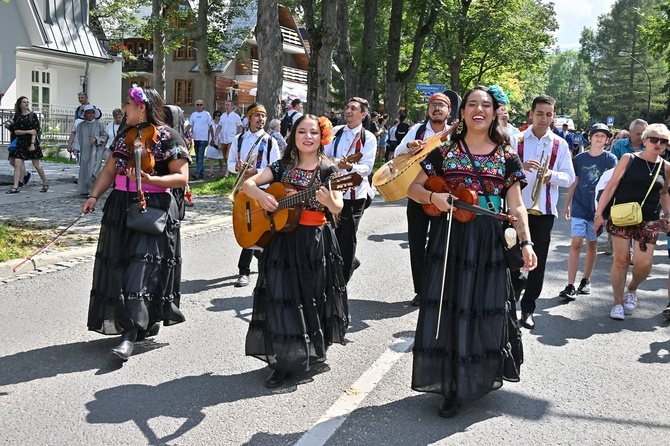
[520,214,555,314]
[335,198,367,284]
[238,248,259,276]
[407,198,431,295]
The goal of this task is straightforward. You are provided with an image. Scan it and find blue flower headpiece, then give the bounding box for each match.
[488,85,509,109]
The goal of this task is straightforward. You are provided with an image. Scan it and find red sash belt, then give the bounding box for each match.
[299,210,327,226]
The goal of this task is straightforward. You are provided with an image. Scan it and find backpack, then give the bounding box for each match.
[280,111,295,137]
[163,105,185,137]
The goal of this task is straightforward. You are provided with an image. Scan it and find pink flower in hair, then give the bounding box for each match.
[129,84,149,105]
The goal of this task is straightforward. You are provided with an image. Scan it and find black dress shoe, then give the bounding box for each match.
[411,294,420,307]
[111,328,138,361]
[265,370,288,388]
[521,312,535,329]
[136,322,161,341]
[438,398,459,418]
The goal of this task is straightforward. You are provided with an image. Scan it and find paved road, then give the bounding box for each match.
[1,191,669,445]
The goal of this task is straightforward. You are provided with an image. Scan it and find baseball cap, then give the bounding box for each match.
[589,123,612,138]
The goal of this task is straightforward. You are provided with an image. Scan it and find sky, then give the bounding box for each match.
[546,0,618,49]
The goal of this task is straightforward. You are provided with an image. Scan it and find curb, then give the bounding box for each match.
[0,215,234,282]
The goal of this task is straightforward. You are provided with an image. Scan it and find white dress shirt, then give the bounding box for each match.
[509,128,575,217]
[220,111,243,144]
[227,128,281,178]
[323,124,377,200]
[394,121,449,157]
[105,122,121,150]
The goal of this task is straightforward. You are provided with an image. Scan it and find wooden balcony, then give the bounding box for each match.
[236,59,307,84]
[122,59,153,73]
[280,26,302,47]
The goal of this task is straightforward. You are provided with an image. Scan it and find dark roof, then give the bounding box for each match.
[37,1,110,60]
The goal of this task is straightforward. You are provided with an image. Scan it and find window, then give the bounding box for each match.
[174,80,194,105]
[31,69,51,109]
[173,39,196,61]
[128,79,149,88]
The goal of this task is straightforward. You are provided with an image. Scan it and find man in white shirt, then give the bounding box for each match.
[219,100,243,168]
[509,95,575,329]
[394,93,452,306]
[185,99,212,179]
[228,103,281,287]
[324,97,377,284]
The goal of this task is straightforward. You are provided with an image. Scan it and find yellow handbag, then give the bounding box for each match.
[610,160,662,226]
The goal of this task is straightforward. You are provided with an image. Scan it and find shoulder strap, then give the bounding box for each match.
[416,122,429,141]
[266,135,273,164]
[641,158,663,206]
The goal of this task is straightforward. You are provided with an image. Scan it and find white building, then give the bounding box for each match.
[0,0,122,120]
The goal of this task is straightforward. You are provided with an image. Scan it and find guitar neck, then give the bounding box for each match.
[276,183,327,211]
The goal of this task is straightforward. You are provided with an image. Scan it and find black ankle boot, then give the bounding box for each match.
[265,370,288,388]
[111,328,138,361]
[438,398,459,418]
[136,323,161,342]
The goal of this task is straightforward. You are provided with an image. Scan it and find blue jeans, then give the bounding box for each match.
[194,140,207,177]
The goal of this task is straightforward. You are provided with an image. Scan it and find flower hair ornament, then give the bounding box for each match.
[318,116,334,146]
[129,84,149,106]
[487,85,509,111]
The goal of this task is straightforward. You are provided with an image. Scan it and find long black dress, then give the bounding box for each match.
[245,161,349,372]
[87,125,191,338]
[7,112,43,160]
[412,142,526,405]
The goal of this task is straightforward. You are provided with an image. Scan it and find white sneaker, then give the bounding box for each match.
[623,291,638,312]
[610,304,625,320]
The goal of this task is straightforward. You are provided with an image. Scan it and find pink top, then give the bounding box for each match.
[115,174,170,194]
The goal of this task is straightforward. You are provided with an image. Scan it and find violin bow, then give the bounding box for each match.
[435,196,455,340]
[12,213,87,273]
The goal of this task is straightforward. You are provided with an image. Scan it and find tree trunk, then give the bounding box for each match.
[358,0,377,103]
[256,0,283,119]
[449,58,462,94]
[336,0,358,101]
[152,0,166,98]
[384,0,439,120]
[302,0,338,115]
[197,0,215,110]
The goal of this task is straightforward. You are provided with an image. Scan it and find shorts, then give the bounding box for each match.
[571,217,598,242]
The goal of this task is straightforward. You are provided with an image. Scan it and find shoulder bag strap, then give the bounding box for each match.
[640,158,663,207]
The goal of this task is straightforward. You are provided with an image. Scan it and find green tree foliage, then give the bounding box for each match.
[579,0,666,125]
[640,0,670,118]
[545,50,592,128]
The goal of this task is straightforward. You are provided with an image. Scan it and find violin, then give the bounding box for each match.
[422,176,517,223]
[125,125,158,173]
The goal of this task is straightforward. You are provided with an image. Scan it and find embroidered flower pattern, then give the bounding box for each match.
[270,161,337,211]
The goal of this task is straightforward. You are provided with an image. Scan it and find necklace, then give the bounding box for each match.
[642,156,655,176]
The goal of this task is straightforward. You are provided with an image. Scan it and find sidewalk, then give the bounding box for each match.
[0,160,232,279]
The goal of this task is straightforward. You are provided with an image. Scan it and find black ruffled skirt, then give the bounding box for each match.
[245,223,349,372]
[87,189,185,336]
[412,214,522,404]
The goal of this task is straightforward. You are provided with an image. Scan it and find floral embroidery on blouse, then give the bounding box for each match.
[270,161,336,212]
[421,142,525,197]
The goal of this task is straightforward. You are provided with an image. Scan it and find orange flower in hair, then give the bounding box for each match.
[318,116,334,146]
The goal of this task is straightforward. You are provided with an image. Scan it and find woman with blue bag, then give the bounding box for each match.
[5,96,48,194]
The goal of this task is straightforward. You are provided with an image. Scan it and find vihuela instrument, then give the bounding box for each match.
[528,148,549,216]
[233,172,363,249]
[372,127,453,202]
[328,152,363,165]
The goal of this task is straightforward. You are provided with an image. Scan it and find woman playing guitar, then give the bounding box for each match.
[406,86,537,418]
[241,114,349,389]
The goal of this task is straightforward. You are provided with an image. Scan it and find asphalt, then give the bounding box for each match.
[0,157,232,280]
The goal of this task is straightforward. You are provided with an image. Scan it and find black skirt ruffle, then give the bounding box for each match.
[87,189,185,336]
[412,215,522,404]
[245,223,349,372]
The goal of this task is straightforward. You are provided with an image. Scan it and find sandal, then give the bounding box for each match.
[206,173,214,178]
[6,188,19,194]
[40,184,49,193]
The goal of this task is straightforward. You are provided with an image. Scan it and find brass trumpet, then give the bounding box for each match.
[528,150,550,216]
[228,147,257,201]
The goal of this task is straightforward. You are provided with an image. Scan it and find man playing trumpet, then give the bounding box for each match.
[228,103,281,287]
[509,95,575,329]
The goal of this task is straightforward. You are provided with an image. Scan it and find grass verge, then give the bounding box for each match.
[0,223,52,262]
[189,176,235,196]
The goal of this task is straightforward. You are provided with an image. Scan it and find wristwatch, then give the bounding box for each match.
[519,240,534,247]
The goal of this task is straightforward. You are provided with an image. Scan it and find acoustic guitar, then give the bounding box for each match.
[233,172,363,249]
[372,127,453,202]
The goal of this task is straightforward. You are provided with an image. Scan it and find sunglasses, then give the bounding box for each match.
[647,136,669,145]
[196,103,204,106]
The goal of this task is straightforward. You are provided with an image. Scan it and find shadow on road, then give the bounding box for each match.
[0,338,168,387]
[181,274,253,294]
[347,298,417,334]
[639,340,670,364]
[367,231,409,249]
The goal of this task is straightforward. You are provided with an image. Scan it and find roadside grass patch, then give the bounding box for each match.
[190,176,235,196]
[0,223,52,262]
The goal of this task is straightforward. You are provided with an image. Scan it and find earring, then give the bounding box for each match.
[290,148,296,160]
[455,121,464,135]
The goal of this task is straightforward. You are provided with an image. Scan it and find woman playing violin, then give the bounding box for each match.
[407,85,537,418]
[82,85,191,361]
[242,114,349,388]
